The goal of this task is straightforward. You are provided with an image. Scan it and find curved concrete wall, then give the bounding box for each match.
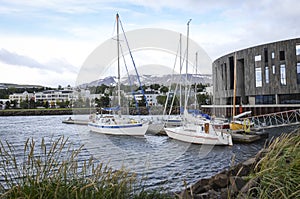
[213,38,300,105]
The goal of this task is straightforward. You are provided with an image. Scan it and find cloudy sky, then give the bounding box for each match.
[0,0,299,87]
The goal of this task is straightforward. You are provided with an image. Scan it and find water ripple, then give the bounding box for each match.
[1,115,296,192]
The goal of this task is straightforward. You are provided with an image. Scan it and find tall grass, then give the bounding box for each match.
[0,137,172,199]
[249,131,300,198]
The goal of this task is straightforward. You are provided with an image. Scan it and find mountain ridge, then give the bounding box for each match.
[79,73,212,88]
[0,83,44,89]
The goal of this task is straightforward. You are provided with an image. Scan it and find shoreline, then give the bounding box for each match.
[0,108,94,116]
[0,106,166,116]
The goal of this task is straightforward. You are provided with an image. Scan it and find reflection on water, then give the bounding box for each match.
[0,115,297,192]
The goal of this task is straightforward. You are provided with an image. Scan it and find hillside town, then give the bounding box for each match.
[0,82,213,110]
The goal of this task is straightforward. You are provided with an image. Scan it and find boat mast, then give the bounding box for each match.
[179,33,182,115]
[116,13,121,116]
[232,51,237,120]
[184,19,192,112]
[194,52,198,110]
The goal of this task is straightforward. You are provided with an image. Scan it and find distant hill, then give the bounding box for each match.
[79,73,212,88]
[0,83,44,89]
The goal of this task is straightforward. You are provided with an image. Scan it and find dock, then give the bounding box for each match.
[62,118,89,125]
[231,130,268,143]
[229,109,300,143]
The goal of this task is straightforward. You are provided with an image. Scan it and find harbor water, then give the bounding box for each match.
[0,115,297,192]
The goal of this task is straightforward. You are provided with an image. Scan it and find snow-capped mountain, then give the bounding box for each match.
[79,74,212,88]
[122,73,212,85]
[79,76,117,88]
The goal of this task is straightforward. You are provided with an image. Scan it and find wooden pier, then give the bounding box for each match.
[62,118,89,125]
[231,130,268,143]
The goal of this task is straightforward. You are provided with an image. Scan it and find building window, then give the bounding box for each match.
[264,48,268,63]
[255,55,261,62]
[280,64,286,85]
[229,56,234,89]
[297,62,300,84]
[279,51,285,61]
[223,63,227,89]
[255,67,262,87]
[272,65,275,74]
[296,44,300,56]
[279,94,300,104]
[256,95,263,104]
[255,95,275,104]
[271,52,275,59]
[215,67,218,91]
[265,66,269,83]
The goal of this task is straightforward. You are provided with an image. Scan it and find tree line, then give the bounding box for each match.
[0,83,211,110]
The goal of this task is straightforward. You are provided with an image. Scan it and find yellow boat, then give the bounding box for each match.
[229,121,244,131]
[230,111,253,132]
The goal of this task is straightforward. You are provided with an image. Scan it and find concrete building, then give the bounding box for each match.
[8,88,99,108]
[209,38,300,116]
[126,88,161,107]
[9,91,35,104]
[35,89,72,101]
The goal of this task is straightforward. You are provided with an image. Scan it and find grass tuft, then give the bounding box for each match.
[0,136,173,199]
[248,130,300,199]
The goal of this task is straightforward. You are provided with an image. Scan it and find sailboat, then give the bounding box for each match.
[164,122,232,145]
[164,107,232,145]
[88,13,149,136]
[164,19,233,146]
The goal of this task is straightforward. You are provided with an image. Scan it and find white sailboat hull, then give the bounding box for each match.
[88,122,149,136]
[164,126,233,146]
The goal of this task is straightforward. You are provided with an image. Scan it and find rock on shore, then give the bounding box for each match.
[179,127,300,199]
[178,148,269,199]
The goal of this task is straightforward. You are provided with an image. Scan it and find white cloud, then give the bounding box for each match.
[190,0,300,59]
[0,35,94,66]
[0,48,44,69]
[0,62,76,87]
[0,0,300,86]
[0,35,96,87]
[0,49,79,74]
